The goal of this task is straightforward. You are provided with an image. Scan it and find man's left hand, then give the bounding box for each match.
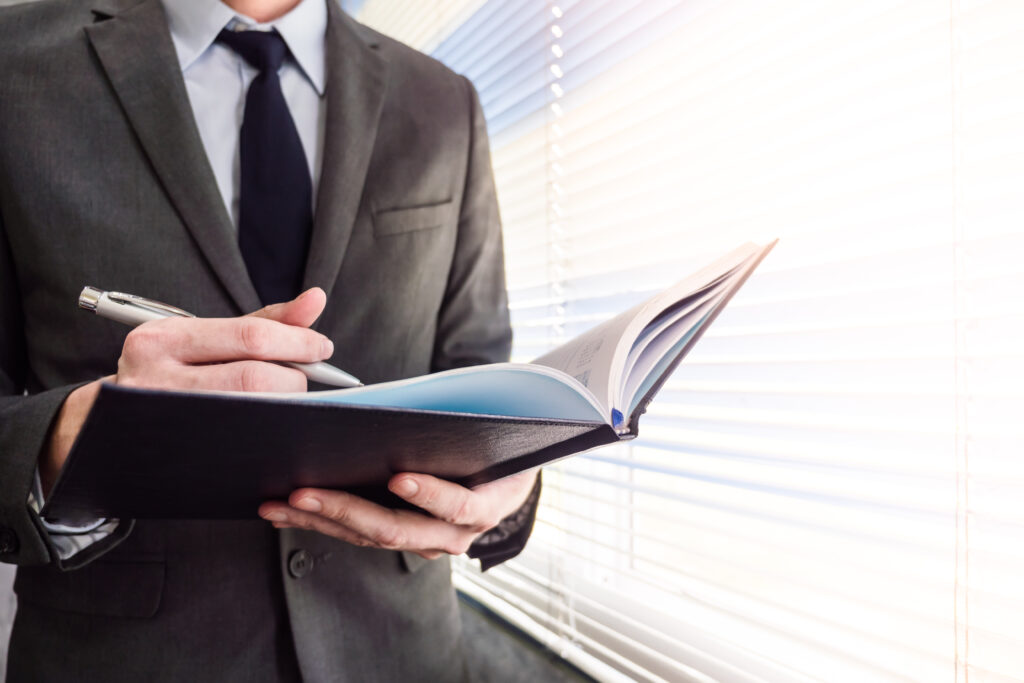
[258,469,538,559]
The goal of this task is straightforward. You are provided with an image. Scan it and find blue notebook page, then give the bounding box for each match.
[300,365,607,423]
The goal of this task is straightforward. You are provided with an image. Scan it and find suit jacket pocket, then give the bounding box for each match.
[14,559,165,618]
[372,200,453,237]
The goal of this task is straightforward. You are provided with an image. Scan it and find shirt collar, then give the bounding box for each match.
[162,0,327,96]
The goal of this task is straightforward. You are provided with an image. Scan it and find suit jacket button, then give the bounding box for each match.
[0,527,18,555]
[288,549,314,578]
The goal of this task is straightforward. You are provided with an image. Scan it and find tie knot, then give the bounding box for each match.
[217,28,289,74]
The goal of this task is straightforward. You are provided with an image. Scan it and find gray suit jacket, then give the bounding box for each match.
[0,0,534,680]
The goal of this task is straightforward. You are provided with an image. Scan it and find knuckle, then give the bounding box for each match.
[326,501,352,526]
[421,485,442,508]
[238,319,272,357]
[450,495,476,526]
[238,362,273,392]
[372,526,406,550]
[121,326,161,359]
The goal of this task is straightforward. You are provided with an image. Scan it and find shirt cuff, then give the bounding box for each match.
[29,467,118,537]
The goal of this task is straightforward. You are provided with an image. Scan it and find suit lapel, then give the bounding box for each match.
[302,3,389,304]
[86,0,261,314]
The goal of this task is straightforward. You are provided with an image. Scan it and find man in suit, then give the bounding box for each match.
[0,0,539,679]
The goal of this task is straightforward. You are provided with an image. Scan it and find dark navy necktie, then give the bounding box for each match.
[217,28,312,305]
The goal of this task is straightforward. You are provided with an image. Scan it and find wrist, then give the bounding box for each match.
[40,379,105,496]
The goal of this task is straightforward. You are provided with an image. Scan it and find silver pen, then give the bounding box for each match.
[78,286,363,388]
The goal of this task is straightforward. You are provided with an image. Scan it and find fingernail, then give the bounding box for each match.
[320,339,334,358]
[263,511,288,522]
[391,478,419,498]
[294,497,322,513]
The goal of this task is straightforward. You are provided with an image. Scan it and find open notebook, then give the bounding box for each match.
[43,240,776,521]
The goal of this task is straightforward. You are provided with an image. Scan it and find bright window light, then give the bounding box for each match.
[352,0,1024,680]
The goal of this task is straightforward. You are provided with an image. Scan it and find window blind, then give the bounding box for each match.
[347,0,1024,680]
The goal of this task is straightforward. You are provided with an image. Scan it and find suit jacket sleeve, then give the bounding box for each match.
[430,77,539,569]
[0,208,132,569]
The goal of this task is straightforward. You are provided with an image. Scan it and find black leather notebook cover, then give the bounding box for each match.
[42,384,619,522]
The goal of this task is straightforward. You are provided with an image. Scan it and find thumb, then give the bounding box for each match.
[247,287,327,329]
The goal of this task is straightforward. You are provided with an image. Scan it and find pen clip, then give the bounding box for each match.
[107,292,196,318]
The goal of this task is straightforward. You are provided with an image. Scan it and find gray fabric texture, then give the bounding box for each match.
[0,563,11,679]
[0,0,531,679]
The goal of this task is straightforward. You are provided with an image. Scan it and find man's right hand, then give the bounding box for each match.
[39,287,334,496]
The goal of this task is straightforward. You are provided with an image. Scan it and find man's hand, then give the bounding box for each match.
[258,469,539,559]
[40,288,334,495]
[114,287,331,392]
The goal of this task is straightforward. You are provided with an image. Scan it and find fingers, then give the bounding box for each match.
[388,474,495,532]
[114,288,336,395]
[263,506,372,548]
[118,359,308,393]
[192,361,309,393]
[390,470,539,530]
[249,287,327,328]
[261,471,541,555]
[121,316,333,365]
[259,489,480,557]
[260,471,541,556]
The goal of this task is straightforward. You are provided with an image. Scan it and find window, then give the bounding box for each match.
[346,1,1024,680]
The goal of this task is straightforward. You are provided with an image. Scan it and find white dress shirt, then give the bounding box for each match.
[31,0,329,559]
[167,0,327,225]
